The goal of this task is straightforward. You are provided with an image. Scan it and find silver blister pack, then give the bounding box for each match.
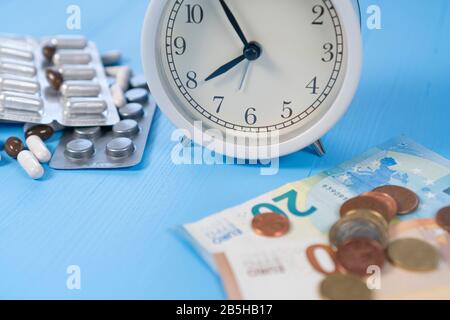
[0,34,120,126]
[50,95,156,170]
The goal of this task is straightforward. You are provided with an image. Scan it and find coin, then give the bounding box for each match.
[436,206,450,233]
[362,191,398,221]
[373,185,419,215]
[251,212,290,238]
[330,209,389,248]
[320,273,373,300]
[336,237,385,277]
[387,238,440,272]
[340,194,393,222]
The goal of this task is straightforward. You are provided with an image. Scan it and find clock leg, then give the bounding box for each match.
[312,139,326,157]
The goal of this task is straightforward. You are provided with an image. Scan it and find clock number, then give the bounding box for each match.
[186,71,198,89]
[306,77,319,95]
[281,101,293,119]
[312,5,325,25]
[174,37,186,55]
[186,4,204,24]
[213,96,225,113]
[245,108,257,125]
[322,43,334,62]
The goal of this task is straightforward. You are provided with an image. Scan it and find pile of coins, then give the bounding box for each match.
[249,186,450,300]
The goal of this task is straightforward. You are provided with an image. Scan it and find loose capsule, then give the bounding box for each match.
[0,45,34,61]
[60,81,101,98]
[111,83,126,108]
[17,150,44,180]
[101,50,122,66]
[0,92,43,112]
[116,66,131,91]
[64,98,107,115]
[50,36,87,50]
[0,58,36,77]
[25,124,55,141]
[53,52,92,65]
[26,135,51,163]
[5,137,25,158]
[0,75,40,94]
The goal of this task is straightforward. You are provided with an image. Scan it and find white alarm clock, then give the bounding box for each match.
[142,0,362,159]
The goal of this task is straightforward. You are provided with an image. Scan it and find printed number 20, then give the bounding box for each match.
[251,189,317,217]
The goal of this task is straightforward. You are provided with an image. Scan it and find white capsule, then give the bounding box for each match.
[0,58,36,77]
[110,83,126,108]
[64,98,107,115]
[53,51,92,65]
[101,50,122,66]
[0,75,40,94]
[26,135,52,163]
[50,36,87,49]
[0,46,34,61]
[0,92,43,112]
[105,66,127,77]
[17,150,44,180]
[60,81,101,98]
[59,66,96,81]
[116,66,131,91]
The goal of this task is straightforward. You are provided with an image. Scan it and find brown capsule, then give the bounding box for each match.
[251,212,290,238]
[336,237,385,277]
[46,69,64,90]
[25,124,54,141]
[42,44,57,63]
[436,206,450,233]
[5,137,25,159]
[373,185,420,215]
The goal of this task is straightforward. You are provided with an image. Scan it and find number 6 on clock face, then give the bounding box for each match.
[142,0,362,159]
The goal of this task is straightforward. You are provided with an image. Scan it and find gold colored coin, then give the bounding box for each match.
[387,238,440,272]
[320,273,373,300]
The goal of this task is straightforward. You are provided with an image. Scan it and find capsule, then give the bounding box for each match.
[116,66,131,91]
[0,45,34,61]
[60,81,101,98]
[0,58,36,77]
[0,92,43,112]
[101,50,122,66]
[50,36,87,49]
[59,66,96,81]
[111,83,126,108]
[64,98,107,115]
[17,150,44,180]
[26,135,52,163]
[53,51,92,65]
[0,75,40,94]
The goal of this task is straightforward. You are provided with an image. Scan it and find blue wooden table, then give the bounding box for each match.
[0,0,448,299]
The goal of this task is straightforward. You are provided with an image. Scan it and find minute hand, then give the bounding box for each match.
[219,0,249,46]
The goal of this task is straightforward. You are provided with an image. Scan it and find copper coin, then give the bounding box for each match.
[373,185,419,215]
[340,195,392,222]
[436,206,450,233]
[336,237,385,277]
[251,212,290,238]
[362,191,398,222]
[5,137,24,159]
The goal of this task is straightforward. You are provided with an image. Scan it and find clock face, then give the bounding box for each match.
[156,0,347,140]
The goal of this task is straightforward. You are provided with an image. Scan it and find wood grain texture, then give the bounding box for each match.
[0,0,448,299]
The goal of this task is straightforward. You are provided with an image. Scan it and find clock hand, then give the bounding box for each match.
[219,0,249,46]
[205,54,246,82]
[239,60,250,91]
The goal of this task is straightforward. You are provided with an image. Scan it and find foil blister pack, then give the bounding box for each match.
[0,34,120,126]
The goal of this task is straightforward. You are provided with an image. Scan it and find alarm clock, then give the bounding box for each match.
[142,0,362,159]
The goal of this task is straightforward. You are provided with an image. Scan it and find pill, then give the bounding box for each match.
[106,137,135,158]
[0,45,34,61]
[5,137,25,158]
[53,52,92,65]
[0,75,40,94]
[25,124,55,141]
[42,44,57,62]
[119,103,144,120]
[101,50,122,66]
[0,92,43,112]
[24,121,65,134]
[60,81,101,98]
[59,66,96,81]
[74,127,102,140]
[50,36,87,50]
[113,119,139,137]
[0,59,36,77]
[105,66,129,77]
[64,98,107,115]
[45,69,64,90]
[125,88,149,104]
[130,74,149,90]
[116,66,131,91]
[17,150,44,180]
[111,83,126,108]
[26,135,51,163]
[65,139,95,160]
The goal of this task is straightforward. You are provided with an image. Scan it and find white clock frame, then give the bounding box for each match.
[142,0,362,160]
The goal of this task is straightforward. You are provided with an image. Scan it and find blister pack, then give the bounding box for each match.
[50,89,156,170]
[0,34,120,126]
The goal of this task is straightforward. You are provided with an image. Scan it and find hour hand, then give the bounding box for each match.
[205,54,246,82]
